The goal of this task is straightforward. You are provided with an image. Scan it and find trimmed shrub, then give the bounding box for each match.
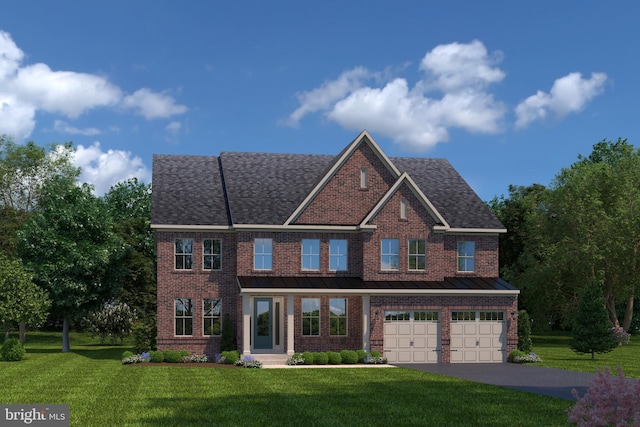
[340,350,358,364]
[370,350,381,358]
[287,353,304,365]
[518,310,533,353]
[179,350,190,357]
[356,349,367,363]
[149,350,164,363]
[1,338,25,361]
[302,351,315,365]
[163,350,182,363]
[121,350,134,360]
[508,349,526,363]
[315,352,328,365]
[132,319,156,353]
[221,350,239,365]
[327,351,342,365]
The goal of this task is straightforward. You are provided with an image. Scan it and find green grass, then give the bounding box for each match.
[532,331,640,377]
[0,332,572,426]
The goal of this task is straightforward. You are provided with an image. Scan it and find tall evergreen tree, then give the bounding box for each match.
[571,282,618,360]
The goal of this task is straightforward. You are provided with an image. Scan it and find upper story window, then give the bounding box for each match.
[457,241,475,272]
[360,168,368,189]
[381,238,399,271]
[203,239,222,270]
[329,239,348,271]
[302,298,320,336]
[254,238,273,270]
[400,198,408,219]
[301,239,320,271]
[175,239,193,270]
[408,239,426,271]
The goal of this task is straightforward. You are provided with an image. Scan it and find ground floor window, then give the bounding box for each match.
[451,311,475,321]
[302,298,320,336]
[203,298,222,336]
[479,311,504,321]
[329,298,347,336]
[175,298,193,336]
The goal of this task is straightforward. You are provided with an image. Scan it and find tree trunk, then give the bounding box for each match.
[604,287,620,327]
[622,293,634,332]
[62,317,71,352]
[19,322,26,343]
[591,351,595,361]
[4,324,8,341]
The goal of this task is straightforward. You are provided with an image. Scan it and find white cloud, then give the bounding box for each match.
[515,72,607,128]
[285,40,506,150]
[73,142,151,195]
[165,121,181,133]
[0,30,187,141]
[122,88,187,119]
[53,120,100,136]
[285,67,373,126]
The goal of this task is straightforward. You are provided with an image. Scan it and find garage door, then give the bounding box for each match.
[383,310,440,363]
[450,311,505,363]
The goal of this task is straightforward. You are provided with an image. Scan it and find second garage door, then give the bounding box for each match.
[383,310,440,363]
[450,311,506,363]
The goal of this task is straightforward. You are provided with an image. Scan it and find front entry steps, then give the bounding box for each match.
[251,354,289,366]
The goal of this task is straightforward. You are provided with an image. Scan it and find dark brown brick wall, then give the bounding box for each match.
[156,231,239,357]
[294,141,397,225]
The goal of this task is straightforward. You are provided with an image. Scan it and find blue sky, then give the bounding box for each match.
[1,1,638,200]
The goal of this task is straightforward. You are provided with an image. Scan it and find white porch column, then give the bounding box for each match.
[242,294,251,356]
[287,294,295,355]
[362,295,370,351]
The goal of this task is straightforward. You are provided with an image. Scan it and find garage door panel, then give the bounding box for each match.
[464,337,477,348]
[450,312,506,363]
[384,324,398,335]
[383,311,440,364]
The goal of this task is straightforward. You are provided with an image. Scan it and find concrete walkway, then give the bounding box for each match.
[398,363,602,400]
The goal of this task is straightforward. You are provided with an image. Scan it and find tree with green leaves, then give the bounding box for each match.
[17,176,126,352]
[0,255,51,340]
[0,135,79,256]
[491,139,640,331]
[571,282,618,360]
[103,178,156,322]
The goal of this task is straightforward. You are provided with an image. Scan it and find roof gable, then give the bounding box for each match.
[361,172,449,229]
[285,130,400,225]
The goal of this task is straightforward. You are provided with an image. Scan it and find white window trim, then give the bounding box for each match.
[175,298,193,336]
[302,298,320,336]
[329,239,348,271]
[329,298,347,336]
[254,238,273,271]
[203,239,222,271]
[400,198,407,219]
[174,238,194,270]
[360,168,368,189]
[301,239,320,271]
[457,241,475,272]
[381,238,400,271]
[408,238,426,271]
[203,298,222,336]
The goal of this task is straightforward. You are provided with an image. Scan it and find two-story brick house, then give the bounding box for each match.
[151,130,519,364]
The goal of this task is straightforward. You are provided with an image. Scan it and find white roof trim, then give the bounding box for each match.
[360,172,450,228]
[151,224,367,233]
[284,130,401,226]
[441,228,507,235]
[151,224,234,231]
[240,288,520,296]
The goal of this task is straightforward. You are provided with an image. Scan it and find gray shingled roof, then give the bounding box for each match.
[151,155,229,226]
[393,157,504,229]
[219,152,334,224]
[151,150,504,229]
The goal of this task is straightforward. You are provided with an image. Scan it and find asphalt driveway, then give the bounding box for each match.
[398,363,603,400]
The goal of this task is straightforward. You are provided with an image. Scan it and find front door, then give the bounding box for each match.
[253,298,273,349]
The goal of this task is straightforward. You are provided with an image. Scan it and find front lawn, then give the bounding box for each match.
[0,332,571,426]
[532,331,640,377]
